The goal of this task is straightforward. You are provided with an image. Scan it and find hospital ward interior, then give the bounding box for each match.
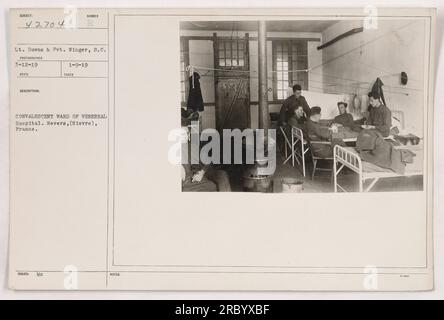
[180,20,426,193]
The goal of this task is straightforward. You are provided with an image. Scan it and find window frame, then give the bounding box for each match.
[272,39,308,102]
[215,36,249,70]
[179,37,190,105]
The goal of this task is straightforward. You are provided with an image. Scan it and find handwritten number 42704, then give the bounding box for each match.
[24,20,65,29]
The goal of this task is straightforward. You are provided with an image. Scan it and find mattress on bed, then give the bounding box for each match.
[345,146,424,177]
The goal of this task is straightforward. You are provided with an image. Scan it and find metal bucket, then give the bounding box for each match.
[281,178,304,193]
[242,159,273,193]
[242,173,273,193]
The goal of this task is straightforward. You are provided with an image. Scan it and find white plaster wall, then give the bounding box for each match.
[320,19,427,136]
[188,40,216,129]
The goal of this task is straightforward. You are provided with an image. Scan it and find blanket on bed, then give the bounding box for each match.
[356,129,415,175]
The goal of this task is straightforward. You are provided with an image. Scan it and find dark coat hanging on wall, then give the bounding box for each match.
[187,72,204,112]
[369,77,387,106]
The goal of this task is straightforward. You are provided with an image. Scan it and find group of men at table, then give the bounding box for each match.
[278,84,392,158]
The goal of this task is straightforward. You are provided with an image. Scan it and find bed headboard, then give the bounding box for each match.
[334,145,362,174]
[391,110,405,129]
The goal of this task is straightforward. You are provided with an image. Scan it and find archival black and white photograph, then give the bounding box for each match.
[5,6,436,293]
[180,18,427,193]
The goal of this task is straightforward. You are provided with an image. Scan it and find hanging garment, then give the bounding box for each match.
[369,77,387,106]
[353,94,361,113]
[187,72,204,112]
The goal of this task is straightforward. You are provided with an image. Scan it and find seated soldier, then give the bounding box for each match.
[287,105,307,132]
[182,163,217,192]
[333,102,355,129]
[180,126,231,192]
[306,106,345,158]
[182,162,231,192]
[278,84,310,126]
[364,91,392,137]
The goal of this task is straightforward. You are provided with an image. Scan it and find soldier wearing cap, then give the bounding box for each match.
[306,106,334,158]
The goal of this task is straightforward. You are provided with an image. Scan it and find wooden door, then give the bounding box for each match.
[214,34,250,131]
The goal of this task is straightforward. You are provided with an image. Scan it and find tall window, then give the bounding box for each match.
[180,38,189,104]
[272,40,308,100]
[217,38,246,68]
[274,42,289,100]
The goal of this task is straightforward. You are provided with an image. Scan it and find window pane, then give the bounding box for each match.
[297,57,307,69]
[180,39,187,103]
[273,40,302,99]
[239,42,244,55]
[216,38,248,69]
[282,43,289,53]
[232,41,238,52]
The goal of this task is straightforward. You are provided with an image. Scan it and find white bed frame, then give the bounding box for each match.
[333,145,422,192]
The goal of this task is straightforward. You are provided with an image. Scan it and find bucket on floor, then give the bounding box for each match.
[282,178,303,193]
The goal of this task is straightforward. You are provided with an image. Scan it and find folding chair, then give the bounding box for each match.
[279,125,293,165]
[310,140,334,180]
[290,126,310,177]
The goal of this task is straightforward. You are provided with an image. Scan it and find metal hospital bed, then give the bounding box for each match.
[333,145,424,192]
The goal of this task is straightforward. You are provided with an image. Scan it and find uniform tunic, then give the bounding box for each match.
[334,112,354,128]
[306,119,333,158]
[288,115,307,131]
[279,95,311,124]
[367,104,392,137]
